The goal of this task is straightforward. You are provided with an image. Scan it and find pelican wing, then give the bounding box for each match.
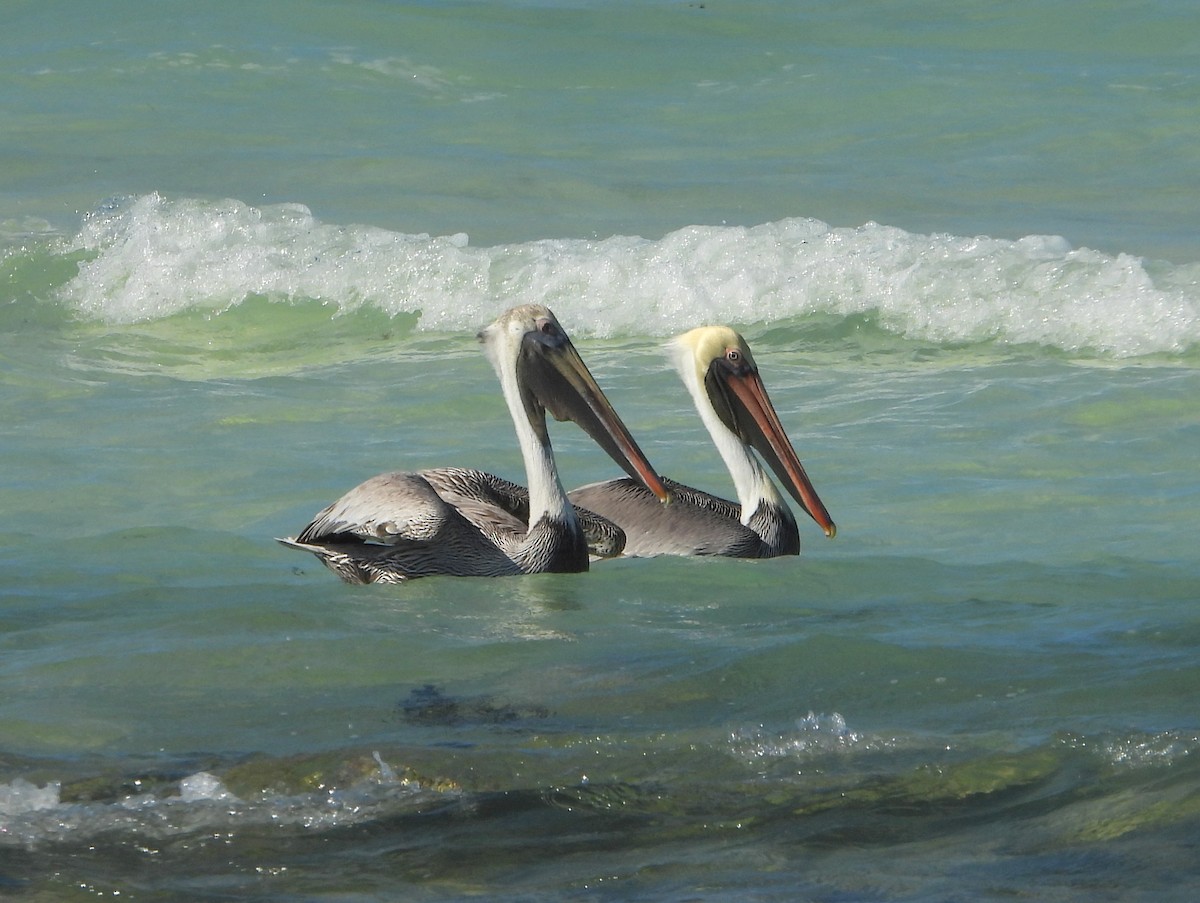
[569,477,764,558]
[418,467,528,548]
[281,471,528,582]
[423,466,626,559]
[293,472,450,545]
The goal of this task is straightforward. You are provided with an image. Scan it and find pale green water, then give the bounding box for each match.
[5,0,1199,257]
[2,1,1200,900]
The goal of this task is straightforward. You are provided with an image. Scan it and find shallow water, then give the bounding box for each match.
[3,1,1200,900]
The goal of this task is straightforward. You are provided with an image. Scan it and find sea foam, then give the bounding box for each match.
[0,778,60,816]
[54,193,1199,357]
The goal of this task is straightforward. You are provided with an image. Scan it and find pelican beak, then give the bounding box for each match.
[519,327,670,504]
[709,364,836,538]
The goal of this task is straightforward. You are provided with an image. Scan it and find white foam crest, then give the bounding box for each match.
[0,779,62,847]
[56,195,1199,356]
[0,767,430,848]
[58,193,485,324]
[0,778,61,816]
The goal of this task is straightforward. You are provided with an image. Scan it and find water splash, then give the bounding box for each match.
[0,766,430,849]
[36,193,1200,356]
[0,778,60,816]
[730,711,875,765]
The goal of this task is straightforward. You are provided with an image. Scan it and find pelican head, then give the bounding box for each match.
[670,326,836,537]
[479,305,669,503]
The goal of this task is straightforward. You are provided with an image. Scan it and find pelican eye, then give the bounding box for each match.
[535,317,560,337]
[726,348,740,363]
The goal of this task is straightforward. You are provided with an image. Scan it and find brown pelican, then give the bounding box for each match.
[279,304,669,583]
[567,326,835,558]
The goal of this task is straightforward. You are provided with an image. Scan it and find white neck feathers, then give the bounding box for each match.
[667,336,782,524]
[489,338,576,529]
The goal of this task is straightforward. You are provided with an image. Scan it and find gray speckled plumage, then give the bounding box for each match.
[569,477,799,558]
[420,467,626,559]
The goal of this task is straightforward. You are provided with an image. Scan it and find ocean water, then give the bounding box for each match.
[2,1,1199,900]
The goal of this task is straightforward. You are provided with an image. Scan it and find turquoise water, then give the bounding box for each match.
[3,2,1200,900]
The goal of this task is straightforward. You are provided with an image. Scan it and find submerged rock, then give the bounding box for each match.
[399,684,550,727]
